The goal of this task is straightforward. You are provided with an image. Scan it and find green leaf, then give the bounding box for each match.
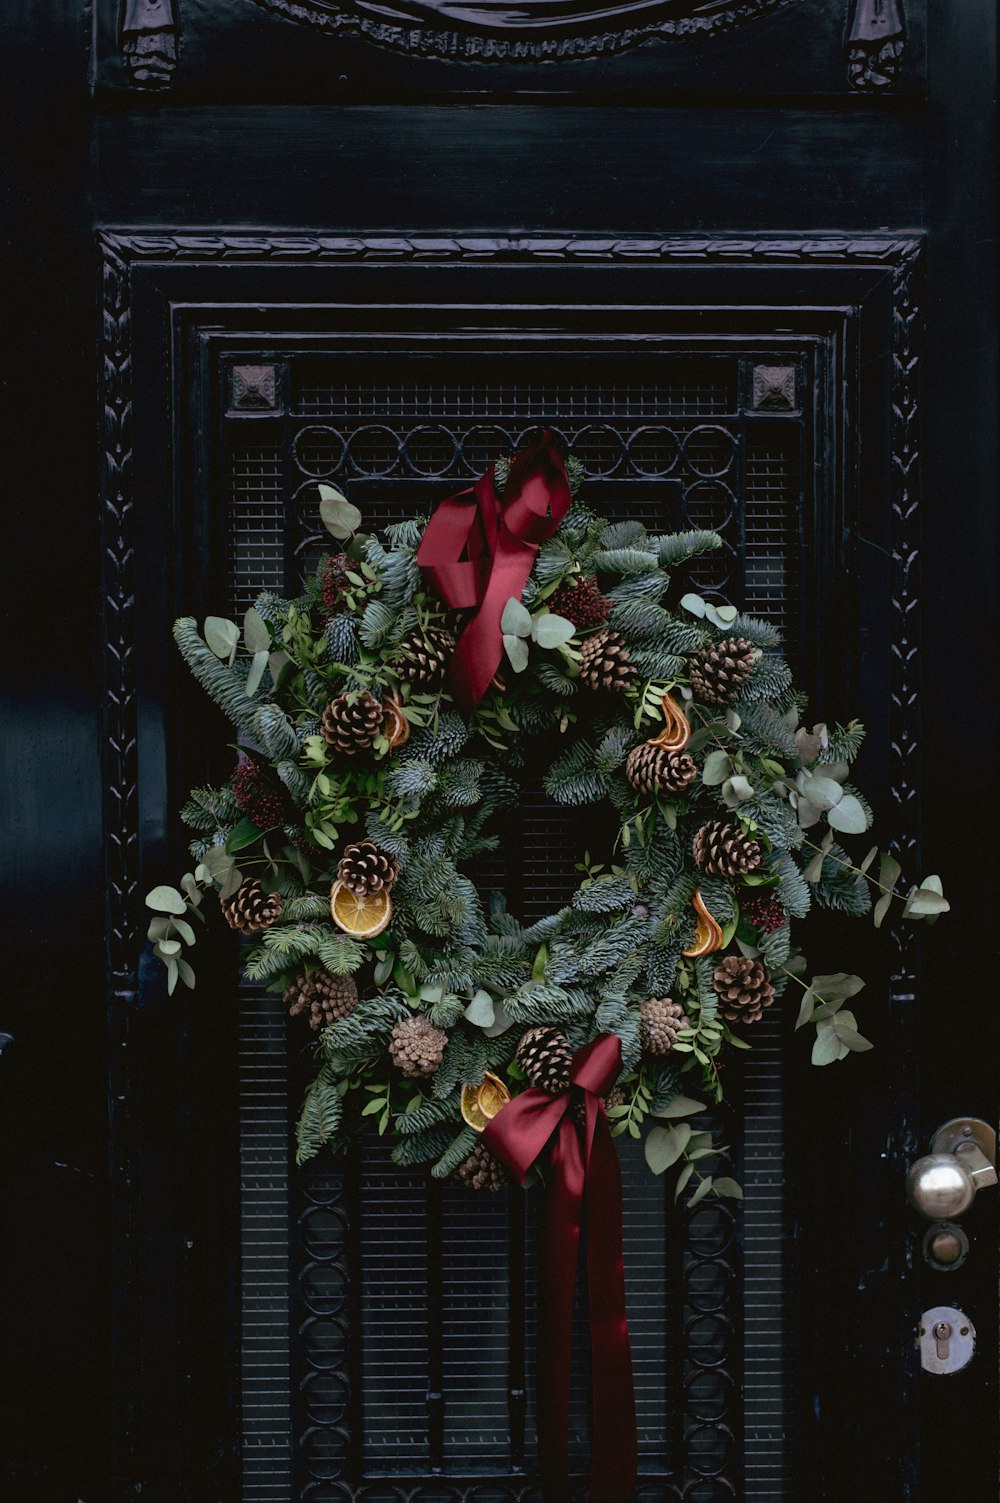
[374,954,394,986]
[794,989,816,1030]
[679,592,707,618]
[702,750,731,786]
[245,649,270,697]
[652,1095,705,1120]
[812,973,865,1001]
[226,817,265,852]
[674,1161,695,1200]
[201,846,234,881]
[501,598,532,637]
[722,775,754,807]
[802,848,826,883]
[243,606,271,654]
[688,1174,714,1207]
[827,794,868,834]
[873,891,894,928]
[157,939,181,956]
[318,484,362,539]
[811,1025,842,1067]
[904,888,951,917]
[644,1123,691,1174]
[800,775,844,811]
[860,845,879,875]
[533,613,576,649]
[176,957,196,989]
[220,864,243,900]
[504,634,530,673]
[204,615,240,662]
[172,918,197,947]
[464,990,496,1028]
[712,1177,744,1200]
[146,885,188,915]
[166,958,179,996]
[834,1025,875,1052]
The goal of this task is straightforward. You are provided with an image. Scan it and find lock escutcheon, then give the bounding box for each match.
[917,1306,976,1374]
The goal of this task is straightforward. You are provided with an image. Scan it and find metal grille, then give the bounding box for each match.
[228,344,808,1501]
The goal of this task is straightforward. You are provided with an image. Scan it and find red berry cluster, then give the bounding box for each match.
[547,576,611,629]
[321,552,352,620]
[740,892,787,934]
[232,758,286,832]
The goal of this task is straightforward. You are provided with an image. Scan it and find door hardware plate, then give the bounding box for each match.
[917,1306,976,1375]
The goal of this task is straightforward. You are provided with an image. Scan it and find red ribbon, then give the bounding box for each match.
[416,431,572,709]
[484,1034,638,1503]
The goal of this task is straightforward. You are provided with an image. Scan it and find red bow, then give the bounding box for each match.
[484,1035,638,1503]
[416,431,572,709]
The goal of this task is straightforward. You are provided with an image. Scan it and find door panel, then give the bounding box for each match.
[98,233,938,1500]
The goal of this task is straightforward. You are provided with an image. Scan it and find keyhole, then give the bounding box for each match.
[933,1320,952,1360]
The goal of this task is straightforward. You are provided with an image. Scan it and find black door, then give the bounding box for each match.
[2,5,997,1501]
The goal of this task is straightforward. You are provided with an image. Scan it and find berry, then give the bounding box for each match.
[547,576,611,630]
[740,892,786,934]
[321,552,352,620]
[232,757,286,831]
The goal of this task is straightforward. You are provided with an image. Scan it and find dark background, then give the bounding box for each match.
[1,2,996,1500]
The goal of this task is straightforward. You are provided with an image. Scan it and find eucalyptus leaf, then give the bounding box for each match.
[722,775,754,807]
[245,649,270,698]
[811,1025,842,1067]
[176,958,196,990]
[712,1177,744,1200]
[146,884,187,915]
[701,750,731,787]
[644,1123,692,1175]
[484,1000,515,1038]
[811,973,865,1001]
[674,1161,695,1200]
[201,846,234,880]
[374,954,395,986]
[156,939,181,957]
[873,890,894,929]
[464,990,496,1028]
[243,606,271,654]
[318,483,362,539]
[500,598,532,637]
[172,918,197,947]
[800,775,845,811]
[533,612,576,649]
[827,794,869,834]
[219,864,243,901]
[859,844,879,875]
[687,1174,715,1207]
[652,1095,705,1120]
[503,634,530,673]
[834,1025,875,1052]
[679,592,707,618]
[904,887,951,917]
[204,615,239,661]
[802,849,826,883]
[794,989,816,1030]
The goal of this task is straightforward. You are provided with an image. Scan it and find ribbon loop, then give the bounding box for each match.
[483,1035,638,1503]
[416,431,572,708]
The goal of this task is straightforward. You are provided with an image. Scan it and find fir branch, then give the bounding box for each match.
[172,617,259,738]
[768,850,811,919]
[431,1127,480,1179]
[651,530,723,568]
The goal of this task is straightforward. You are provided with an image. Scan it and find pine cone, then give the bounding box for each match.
[693,820,763,877]
[516,1026,573,1094]
[688,636,756,706]
[455,1141,507,1192]
[389,1016,448,1079]
[284,971,358,1030]
[320,691,383,754]
[640,997,691,1056]
[396,626,456,689]
[712,955,776,1024]
[578,629,637,692]
[220,877,282,935]
[337,839,400,896]
[625,743,698,796]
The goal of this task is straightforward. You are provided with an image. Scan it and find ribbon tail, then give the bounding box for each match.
[538,1113,586,1503]
[584,1108,637,1503]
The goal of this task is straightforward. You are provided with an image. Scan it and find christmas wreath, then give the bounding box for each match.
[146,430,948,1498]
[148,431,947,1195]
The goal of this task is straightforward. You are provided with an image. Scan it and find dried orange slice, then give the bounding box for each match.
[461,1071,511,1132]
[383,695,410,751]
[682,889,725,958]
[329,879,392,938]
[651,691,691,752]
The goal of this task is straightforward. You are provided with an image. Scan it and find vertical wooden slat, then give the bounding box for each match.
[426,1178,446,1472]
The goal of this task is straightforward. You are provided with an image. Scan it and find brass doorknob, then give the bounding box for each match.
[906,1118,997,1222]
